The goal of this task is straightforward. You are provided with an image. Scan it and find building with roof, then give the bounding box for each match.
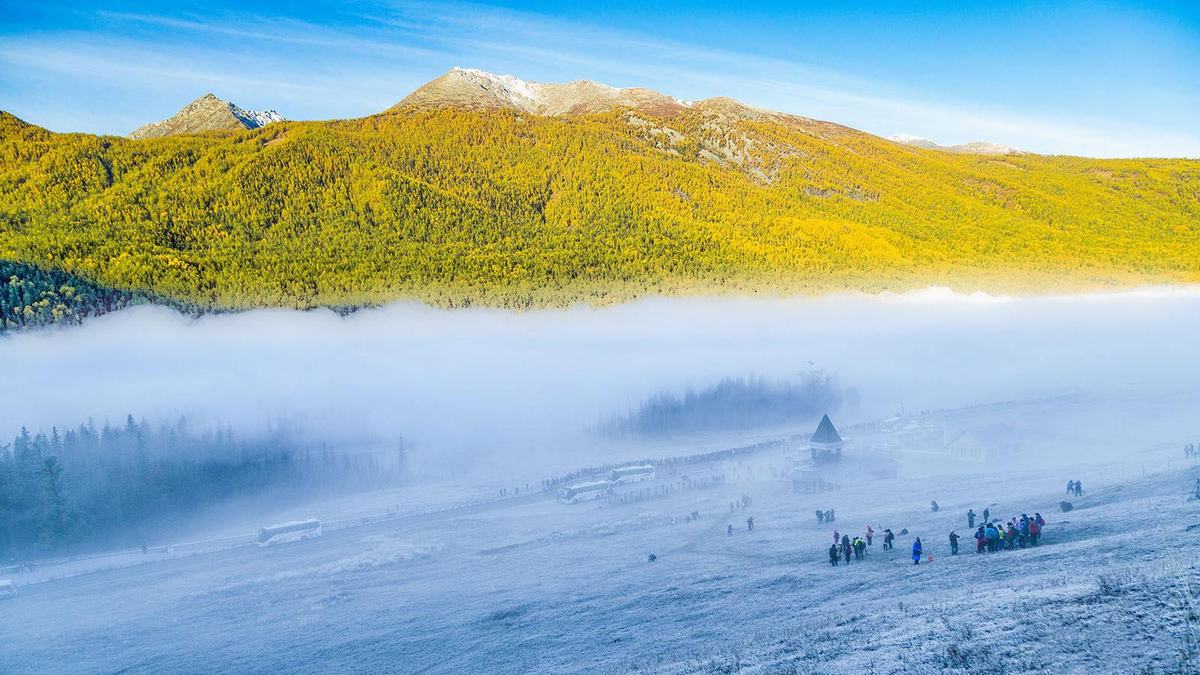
[809,414,844,462]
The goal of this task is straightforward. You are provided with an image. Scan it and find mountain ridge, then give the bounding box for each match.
[122,69,1022,156]
[888,133,1024,155]
[1,69,1198,321]
[393,67,695,117]
[129,93,284,139]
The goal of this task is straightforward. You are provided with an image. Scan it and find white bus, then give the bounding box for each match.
[0,580,14,599]
[609,464,655,484]
[256,519,322,547]
[558,480,613,504]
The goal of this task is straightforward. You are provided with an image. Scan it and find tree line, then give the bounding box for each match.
[0,415,407,559]
[0,260,199,331]
[596,373,842,438]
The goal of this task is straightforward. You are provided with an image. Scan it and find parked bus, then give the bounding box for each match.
[256,519,322,547]
[558,480,612,504]
[609,464,655,484]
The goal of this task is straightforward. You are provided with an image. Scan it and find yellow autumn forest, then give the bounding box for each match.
[1,104,1199,315]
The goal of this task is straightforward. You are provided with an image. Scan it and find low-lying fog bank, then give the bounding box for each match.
[3,287,1199,478]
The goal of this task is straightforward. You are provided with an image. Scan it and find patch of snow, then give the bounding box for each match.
[889,133,1022,155]
[955,140,1021,154]
[452,66,545,107]
[888,133,936,145]
[229,103,284,129]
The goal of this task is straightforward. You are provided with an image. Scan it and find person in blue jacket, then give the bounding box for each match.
[911,537,923,565]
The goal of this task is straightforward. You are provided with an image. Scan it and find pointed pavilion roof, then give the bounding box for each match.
[810,414,843,445]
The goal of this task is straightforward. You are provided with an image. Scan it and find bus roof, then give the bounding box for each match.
[565,480,611,490]
[261,519,320,530]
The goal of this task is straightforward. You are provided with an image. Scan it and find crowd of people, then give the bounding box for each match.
[967,512,1045,553]
[707,480,1064,569]
[826,523,896,565]
[824,501,1052,568]
[827,533,868,566]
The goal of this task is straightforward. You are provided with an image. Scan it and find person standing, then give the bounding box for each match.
[912,538,923,565]
[1067,480,1075,495]
[841,534,852,564]
[834,529,840,545]
[866,525,874,546]
[884,528,895,550]
[816,510,825,525]
[746,516,754,532]
[975,526,986,553]
[968,509,976,528]
[1028,518,1041,546]
[949,531,960,555]
[853,536,866,560]
[727,524,734,537]
[829,544,840,566]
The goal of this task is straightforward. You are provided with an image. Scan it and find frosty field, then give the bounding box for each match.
[4,393,1199,674]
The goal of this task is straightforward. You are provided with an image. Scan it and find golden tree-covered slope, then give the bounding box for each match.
[0,104,1198,310]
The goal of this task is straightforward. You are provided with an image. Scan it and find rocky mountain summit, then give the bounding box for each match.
[888,133,1023,155]
[129,94,284,139]
[393,67,695,117]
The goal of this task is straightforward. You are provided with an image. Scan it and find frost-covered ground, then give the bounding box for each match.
[4,396,1200,674]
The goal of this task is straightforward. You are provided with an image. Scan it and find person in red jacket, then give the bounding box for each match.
[1028,518,1042,546]
[866,525,874,546]
[975,525,987,553]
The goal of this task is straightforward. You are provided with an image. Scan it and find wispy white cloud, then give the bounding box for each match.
[0,40,321,94]
[96,10,442,60]
[2,0,1196,156]
[360,0,1200,157]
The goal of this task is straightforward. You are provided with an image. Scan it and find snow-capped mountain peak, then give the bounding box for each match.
[397,67,695,117]
[449,67,544,108]
[889,133,1024,155]
[230,103,285,129]
[130,93,285,139]
[888,133,938,147]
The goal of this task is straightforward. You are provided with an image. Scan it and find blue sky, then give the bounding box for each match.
[1,0,1198,156]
